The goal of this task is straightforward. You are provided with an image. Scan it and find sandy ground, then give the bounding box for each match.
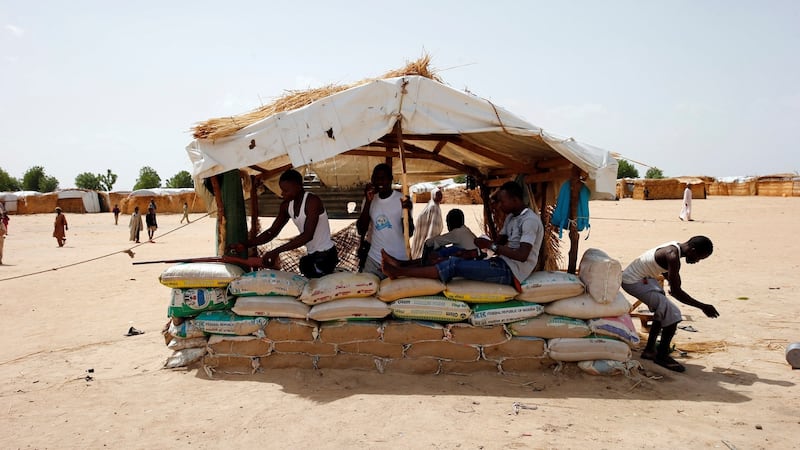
[0,196,798,449]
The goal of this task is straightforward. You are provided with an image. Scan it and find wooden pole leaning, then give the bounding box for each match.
[395,78,412,259]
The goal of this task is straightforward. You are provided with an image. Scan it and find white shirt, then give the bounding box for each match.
[288,192,335,254]
[367,190,407,261]
[622,241,679,284]
[499,208,543,282]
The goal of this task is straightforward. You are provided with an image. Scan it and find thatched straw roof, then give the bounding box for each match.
[192,54,442,141]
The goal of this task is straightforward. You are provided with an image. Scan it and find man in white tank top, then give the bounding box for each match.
[621,236,719,372]
[230,169,338,278]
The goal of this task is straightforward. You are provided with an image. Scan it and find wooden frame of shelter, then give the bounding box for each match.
[187,57,617,274]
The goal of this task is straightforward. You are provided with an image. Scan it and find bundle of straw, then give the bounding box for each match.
[192,54,440,141]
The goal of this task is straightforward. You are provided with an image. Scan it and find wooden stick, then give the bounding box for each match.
[395,79,412,259]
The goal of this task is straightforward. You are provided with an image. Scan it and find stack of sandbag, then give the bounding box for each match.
[160,262,247,368]
[537,248,639,376]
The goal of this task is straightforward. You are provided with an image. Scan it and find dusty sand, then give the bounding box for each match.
[1,196,798,449]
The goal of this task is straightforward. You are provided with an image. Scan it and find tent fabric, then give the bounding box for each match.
[186,76,618,199]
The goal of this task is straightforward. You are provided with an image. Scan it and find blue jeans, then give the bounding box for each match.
[435,257,515,286]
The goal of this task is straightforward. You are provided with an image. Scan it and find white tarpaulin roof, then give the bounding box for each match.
[186,76,618,199]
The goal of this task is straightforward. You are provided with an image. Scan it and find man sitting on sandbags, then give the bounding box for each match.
[382,181,543,290]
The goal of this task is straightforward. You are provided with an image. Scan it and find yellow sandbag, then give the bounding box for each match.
[377,277,445,302]
[390,296,472,322]
[159,262,245,289]
[516,271,585,303]
[298,272,380,305]
[444,279,518,303]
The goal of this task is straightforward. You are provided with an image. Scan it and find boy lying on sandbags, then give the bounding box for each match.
[382,182,543,291]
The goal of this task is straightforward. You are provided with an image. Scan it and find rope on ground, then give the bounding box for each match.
[0,213,211,283]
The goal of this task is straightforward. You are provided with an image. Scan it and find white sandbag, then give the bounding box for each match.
[232,296,310,319]
[167,337,208,351]
[390,296,472,322]
[544,292,630,320]
[507,314,591,338]
[298,272,380,305]
[578,359,642,376]
[307,297,391,322]
[159,262,245,289]
[578,248,622,304]
[444,279,518,303]
[377,277,445,302]
[168,288,233,318]
[587,314,641,348]
[516,271,585,303]
[547,337,631,362]
[168,320,205,339]
[469,301,544,326]
[193,311,268,336]
[164,347,206,368]
[228,269,307,297]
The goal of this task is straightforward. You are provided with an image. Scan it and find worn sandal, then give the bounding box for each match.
[654,355,685,372]
[124,327,145,336]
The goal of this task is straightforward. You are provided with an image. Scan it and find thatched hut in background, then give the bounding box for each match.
[120,189,207,215]
[755,174,800,197]
[8,192,60,214]
[708,176,757,196]
[628,178,707,200]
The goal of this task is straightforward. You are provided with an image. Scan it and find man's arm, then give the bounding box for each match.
[665,250,719,318]
[266,194,323,256]
[248,201,290,247]
[356,184,375,237]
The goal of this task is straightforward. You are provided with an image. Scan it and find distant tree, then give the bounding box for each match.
[21,166,59,192]
[75,172,102,190]
[452,174,467,184]
[645,167,665,179]
[133,166,162,190]
[98,169,118,191]
[0,167,21,191]
[165,170,194,188]
[617,159,639,179]
[40,175,59,192]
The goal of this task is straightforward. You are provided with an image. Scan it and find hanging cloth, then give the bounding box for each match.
[550,181,591,238]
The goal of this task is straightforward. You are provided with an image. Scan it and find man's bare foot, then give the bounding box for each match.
[381,261,400,279]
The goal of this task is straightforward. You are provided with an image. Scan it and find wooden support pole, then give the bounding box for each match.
[479,179,497,240]
[249,174,259,244]
[209,175,226,256]
[567,166,582,274]
[221,170,248,259]
[395,123,412,260]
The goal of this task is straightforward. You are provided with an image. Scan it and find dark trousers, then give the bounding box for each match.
[299,246,339,278]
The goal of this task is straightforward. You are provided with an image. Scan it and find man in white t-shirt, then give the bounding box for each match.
[382,181,543,290]
[356,163,414,279]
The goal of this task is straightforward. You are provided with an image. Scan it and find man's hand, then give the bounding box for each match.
[227,242,246,254]
[261,250,280,268]
[474,237,493,250]
[364,183,376,202]
[701,303,720,318]
[401,196,413,210]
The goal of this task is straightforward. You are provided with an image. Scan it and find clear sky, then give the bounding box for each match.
[2,1,798,190]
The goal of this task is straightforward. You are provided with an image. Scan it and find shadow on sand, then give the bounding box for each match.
[190,357,794,405]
